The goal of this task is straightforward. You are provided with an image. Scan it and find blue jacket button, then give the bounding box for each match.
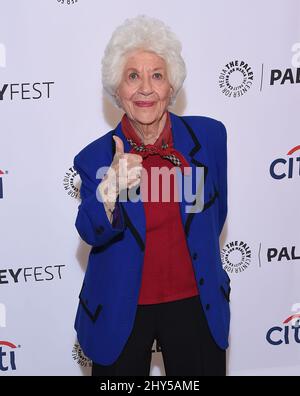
[96,225,105,234]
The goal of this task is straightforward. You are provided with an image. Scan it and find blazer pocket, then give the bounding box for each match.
[79,283,103,323]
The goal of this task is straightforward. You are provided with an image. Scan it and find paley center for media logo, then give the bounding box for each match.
[266,304,300,346]
[63,166,81,199]
[0,341,19,372]
[57,0,78,5]
[219,60,254,98]
[221,240,299,272]
[72,343,92,368]
[219,42,300,95]
[270,145,300,180]
[221,241,252,274]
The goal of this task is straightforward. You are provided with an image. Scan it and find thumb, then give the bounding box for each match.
[113,135,124,156]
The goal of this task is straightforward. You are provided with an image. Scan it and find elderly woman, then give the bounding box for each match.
[73,15,230,376]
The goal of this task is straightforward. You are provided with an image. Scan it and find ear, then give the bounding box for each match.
[168,86,175,105]
[114,91,122,107]
[169,86,174,99]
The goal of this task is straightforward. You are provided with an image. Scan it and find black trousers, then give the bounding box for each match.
[92,295,226,376]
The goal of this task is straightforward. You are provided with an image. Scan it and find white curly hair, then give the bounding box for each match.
[101,15,187,107]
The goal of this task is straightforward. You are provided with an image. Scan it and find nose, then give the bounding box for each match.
[139,75,153,95]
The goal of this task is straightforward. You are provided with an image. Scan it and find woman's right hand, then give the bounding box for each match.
[98,135,143,207]
[111,135,143,193]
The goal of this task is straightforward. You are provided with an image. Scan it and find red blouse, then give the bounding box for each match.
[121,113,199,305]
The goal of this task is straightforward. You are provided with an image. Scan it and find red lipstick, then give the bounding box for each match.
[134,101,155,107]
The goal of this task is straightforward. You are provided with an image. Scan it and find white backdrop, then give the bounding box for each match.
[0,0,299,376]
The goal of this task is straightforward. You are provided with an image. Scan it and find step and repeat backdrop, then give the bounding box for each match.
[0,0,299,376]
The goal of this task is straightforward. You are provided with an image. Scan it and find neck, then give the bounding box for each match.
[129,112,167,145]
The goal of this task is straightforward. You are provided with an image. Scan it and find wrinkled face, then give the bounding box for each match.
[116,50,173,125]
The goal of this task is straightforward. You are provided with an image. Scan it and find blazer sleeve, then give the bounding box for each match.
[216,121,228,235]
[73,154,125,247]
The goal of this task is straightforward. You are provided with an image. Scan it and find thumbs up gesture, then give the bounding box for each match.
[112,135,143,192]
[99,135,143,205]
[113,135,125,157]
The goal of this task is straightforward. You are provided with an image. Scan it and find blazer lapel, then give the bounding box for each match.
[170,113,217,238]
[112,121,146,252]
[110,112,218,251]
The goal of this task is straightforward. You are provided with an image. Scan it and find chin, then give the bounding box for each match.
[135,116,157,125]
[131,109,162,125]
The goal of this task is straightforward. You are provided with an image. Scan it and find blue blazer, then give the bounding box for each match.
[73,112,230,365]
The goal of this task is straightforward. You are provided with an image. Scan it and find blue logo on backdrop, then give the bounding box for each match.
[266,314,300,346]
[270,145,300,179]
[0,341,19,372]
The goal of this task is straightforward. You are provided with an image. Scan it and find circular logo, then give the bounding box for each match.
[72,343,92,368]
[221,241,252,273]
[63,166,81,199]
[219,60,254,98]
[57,0,78,5]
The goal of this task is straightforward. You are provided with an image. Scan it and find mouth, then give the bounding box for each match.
[133,101,156,108]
